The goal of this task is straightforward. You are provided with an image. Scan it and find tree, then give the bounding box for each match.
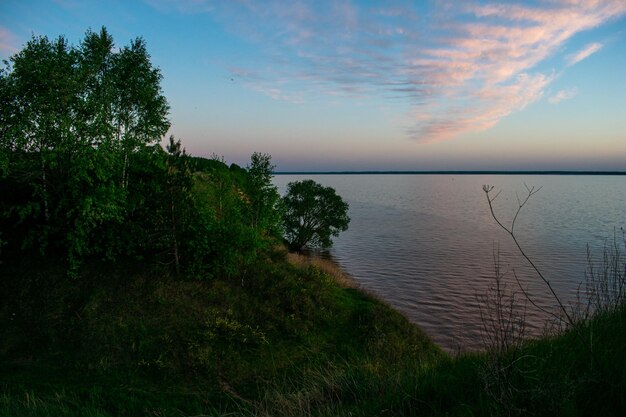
[282,179,350,252]
[110,36,170,189]
[0,34,81,254]
[246,152,282,236]
[186,156,263,279]
[164,136,192,275]
[0,28,170,272]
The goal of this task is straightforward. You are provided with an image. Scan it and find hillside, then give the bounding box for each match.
[2,249,626,416]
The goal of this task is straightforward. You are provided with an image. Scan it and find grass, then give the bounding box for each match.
[1,247,625,416]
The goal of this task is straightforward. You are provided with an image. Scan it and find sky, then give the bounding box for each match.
[1,0,625,171]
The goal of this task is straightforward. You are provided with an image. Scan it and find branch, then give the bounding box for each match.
[483,184,574,327]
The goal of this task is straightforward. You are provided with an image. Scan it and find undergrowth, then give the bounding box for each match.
[1,247,625,416]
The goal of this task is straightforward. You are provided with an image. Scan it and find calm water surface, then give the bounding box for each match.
[274,174,626,351]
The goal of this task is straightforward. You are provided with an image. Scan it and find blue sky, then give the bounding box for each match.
[1,0,625,171]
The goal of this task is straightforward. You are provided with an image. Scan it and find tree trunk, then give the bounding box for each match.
[41,154,50,222]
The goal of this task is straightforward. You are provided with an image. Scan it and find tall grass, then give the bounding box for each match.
[578,229,626,320]
[479,184,626,416]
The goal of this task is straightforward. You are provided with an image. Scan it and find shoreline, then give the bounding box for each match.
[287,248,479,354]
[286,250,359,289]
[285,248,448,349]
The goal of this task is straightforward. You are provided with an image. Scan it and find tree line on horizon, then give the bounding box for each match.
[0,27,349,278]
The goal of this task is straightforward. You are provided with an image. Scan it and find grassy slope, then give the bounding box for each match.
[1,249,625,416]
[0,249,441,416]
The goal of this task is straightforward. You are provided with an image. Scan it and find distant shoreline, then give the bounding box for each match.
[275,170,626,176]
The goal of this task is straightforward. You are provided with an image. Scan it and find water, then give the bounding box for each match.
[274,174,626,351]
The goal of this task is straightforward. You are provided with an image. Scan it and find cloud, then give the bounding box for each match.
[567,42,603,66]
[53,0,85,9]
[411,73,552,142]
[549,87,578,104]
[0,27,19,57]
[180,1,626,142]
[143,0,214,14]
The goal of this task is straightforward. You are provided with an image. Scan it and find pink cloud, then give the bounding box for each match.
[412,73,551,142]
[407,0,625,141]
[0,27,19,57]
[549,87,578,104]
[567,42,603,66]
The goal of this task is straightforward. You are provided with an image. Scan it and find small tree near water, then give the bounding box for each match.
[282,179,350,252]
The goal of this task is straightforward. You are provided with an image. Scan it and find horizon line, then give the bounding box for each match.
[274,170,626,176]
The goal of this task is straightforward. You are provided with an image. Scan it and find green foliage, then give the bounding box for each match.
[282,179,350,251]
[246,152,283,236]
[0,26,294,280]
[0,28,170,273]
[186,158,263,279]
[163,136,192,274]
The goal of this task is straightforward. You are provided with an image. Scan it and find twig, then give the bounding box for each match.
[482,184,574,327]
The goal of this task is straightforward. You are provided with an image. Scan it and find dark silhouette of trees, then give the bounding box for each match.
[282,180,350,252]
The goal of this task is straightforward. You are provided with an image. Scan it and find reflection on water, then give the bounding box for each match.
[275,174,626,351]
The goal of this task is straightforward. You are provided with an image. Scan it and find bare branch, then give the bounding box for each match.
[511,270,561,323]
[482,184,574,327]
